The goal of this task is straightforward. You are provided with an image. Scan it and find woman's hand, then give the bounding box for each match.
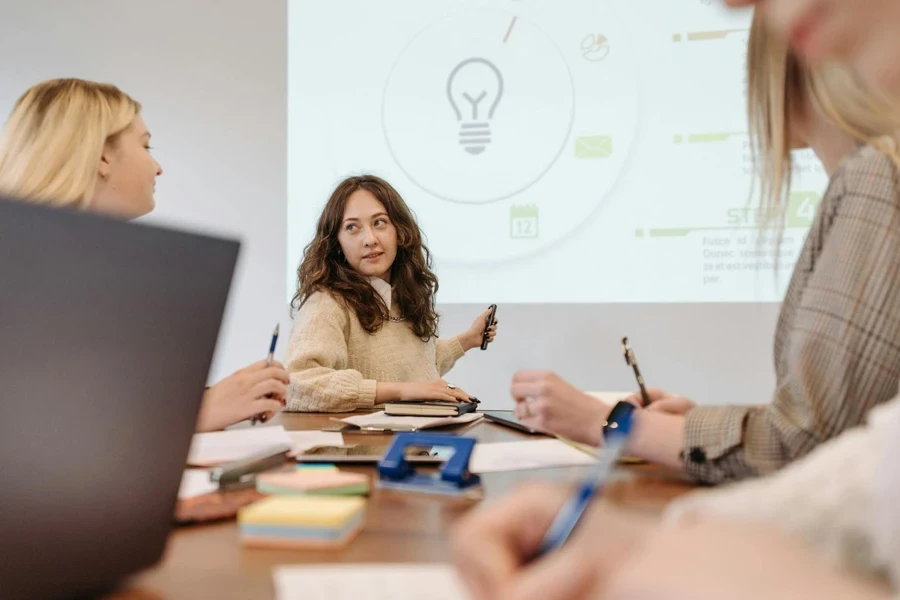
[195,360,289,432]
[397,379,476,403]
[625,387,696,415]
[460,307,499,352]
[510,370,609,446]
[453,481,652,600]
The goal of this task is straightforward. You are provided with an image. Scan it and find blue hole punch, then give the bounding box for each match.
[377,433,482,497]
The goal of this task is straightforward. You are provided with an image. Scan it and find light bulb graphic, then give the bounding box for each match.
[446,57,504,155]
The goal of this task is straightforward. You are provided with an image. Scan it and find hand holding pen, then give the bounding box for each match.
[621,336,696,415]
[453,339,644,599]
[194,350,288,432]
[528,338,643,556]
[621,337,650,408]
[250,324,283,426]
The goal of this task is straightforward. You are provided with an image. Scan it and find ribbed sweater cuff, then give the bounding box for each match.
[357,379,377,409]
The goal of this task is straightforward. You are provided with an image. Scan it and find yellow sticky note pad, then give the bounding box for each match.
[239,495,365,528]
[575,135,613,158]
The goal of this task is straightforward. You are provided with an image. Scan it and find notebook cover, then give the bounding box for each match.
[383,401,477,417]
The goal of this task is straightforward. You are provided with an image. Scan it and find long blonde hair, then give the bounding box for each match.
[747,10,900,225]
[0,78,141,209]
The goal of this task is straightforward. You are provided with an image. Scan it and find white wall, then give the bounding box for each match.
[0,0,780,408]
[0,0,288,383]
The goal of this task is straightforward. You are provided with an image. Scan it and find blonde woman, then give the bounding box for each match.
[0,78,288,431]
[504,9,900,485]
[451,14,900,598]
[726,0,900,98]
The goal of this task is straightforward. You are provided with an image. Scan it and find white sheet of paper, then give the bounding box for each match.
[469,439,598,473]
[177,468,217,499]
[340,411,483,431]
[586,391,630,406]
[287,430,344,457]
[187,425,293,466]
[274,564,470,600]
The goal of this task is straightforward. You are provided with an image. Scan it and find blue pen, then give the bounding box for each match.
[534,431,629,557]
[250,323,280,426]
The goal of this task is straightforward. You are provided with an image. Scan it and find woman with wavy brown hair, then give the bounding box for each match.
[285,175,498,412]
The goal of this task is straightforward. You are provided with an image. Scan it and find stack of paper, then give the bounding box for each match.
[239,496,366,550]
[177,468,218,499]
[586,391,630,406]
[339,411,483,432]
[256,470,369,496]
[287,431,344,457]
[274,565,470,600]
[187,427,344,466]
[187,426,294,466]
[469,439,597,473]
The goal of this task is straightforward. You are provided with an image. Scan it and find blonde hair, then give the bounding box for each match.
[0,78,141,209]
[747,10,900,225]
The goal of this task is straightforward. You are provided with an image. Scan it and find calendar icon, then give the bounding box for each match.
[510,205,539,239]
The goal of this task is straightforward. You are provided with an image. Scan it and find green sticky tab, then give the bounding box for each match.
[786,192,821,227]
[295,464,339,471]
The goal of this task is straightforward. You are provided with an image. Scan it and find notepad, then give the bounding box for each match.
[187,426,294,466]
[273,564,470,600]
[469,439,598,473]
[239,496,366,549]
[256,470,368,496]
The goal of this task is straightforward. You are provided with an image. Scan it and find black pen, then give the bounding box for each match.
[621,337,650,408]
[251,323,280,426]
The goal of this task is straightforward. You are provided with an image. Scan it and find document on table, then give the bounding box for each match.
[178,469,217,499]
[339,411,483,431]
[586,391,631,406]
[469,439,598,473]
[274,565,470,600]
[286,430,344,457]
[187,426,294,466]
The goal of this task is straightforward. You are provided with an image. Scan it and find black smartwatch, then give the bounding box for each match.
[603,400,637,442]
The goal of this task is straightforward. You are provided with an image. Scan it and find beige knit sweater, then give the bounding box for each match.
[285,291,465,412]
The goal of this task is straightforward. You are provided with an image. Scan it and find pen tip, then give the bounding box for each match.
[274,323,280,335]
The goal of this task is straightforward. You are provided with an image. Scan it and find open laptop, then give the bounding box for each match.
[0,198,240,599]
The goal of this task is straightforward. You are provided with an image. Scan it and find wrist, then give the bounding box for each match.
[376,381,404,402]
[585,401,613,446]
[195,389,226,432]
[459,332,478,352]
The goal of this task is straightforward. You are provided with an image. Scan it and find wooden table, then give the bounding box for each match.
[118,413,696,600]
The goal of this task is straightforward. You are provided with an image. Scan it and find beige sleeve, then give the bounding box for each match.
[435,336,465,376]
[285,293,377,413]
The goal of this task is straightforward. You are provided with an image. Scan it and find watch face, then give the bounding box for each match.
[605,401,636,437]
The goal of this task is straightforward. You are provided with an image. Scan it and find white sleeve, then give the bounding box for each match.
[665,396,900,582]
